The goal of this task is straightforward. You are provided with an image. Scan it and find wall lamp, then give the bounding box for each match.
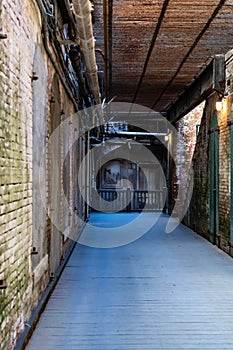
[215,91,225,112]
[216,97,223,112]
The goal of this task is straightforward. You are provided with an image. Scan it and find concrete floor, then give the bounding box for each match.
[26,213,233,350]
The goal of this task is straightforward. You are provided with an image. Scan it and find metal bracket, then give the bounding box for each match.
[208,126,220,134]
[0,31,7,39]
[0,280,7,289]
[31,247,39,255]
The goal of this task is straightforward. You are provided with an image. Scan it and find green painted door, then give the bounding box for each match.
[209,112,219,244]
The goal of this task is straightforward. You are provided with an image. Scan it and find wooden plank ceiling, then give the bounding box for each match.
[93,0,233,112]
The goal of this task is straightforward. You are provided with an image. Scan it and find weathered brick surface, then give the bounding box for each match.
[186,92,232,254]
[0,1,84,349]
[172,103,204,221]
[171,52,233,257]
[218,97,231,252]
[0,1,38,348]
[192,99,212,239]
[172,49,233,257]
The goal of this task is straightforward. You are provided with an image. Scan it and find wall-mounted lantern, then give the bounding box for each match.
[216,98,223,112]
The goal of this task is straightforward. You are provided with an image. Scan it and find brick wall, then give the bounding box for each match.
[192,98,212,239]
[0,1,85,348]
[218,96,231,252]
[0,2,39,348]
[172,103,204,222]
[173,50,233,256]
[183,90,232,254]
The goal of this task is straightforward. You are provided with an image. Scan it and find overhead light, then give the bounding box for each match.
[164,135,169,142]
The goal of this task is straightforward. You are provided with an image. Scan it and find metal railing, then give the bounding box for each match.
[91,188,167,212]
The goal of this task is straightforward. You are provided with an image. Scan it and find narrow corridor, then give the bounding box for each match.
[26,213,233,350]
[3,1,233,349]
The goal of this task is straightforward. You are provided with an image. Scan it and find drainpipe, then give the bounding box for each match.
[72,0,101,106]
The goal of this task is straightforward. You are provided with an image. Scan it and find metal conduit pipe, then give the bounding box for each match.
[59,0,77,38]
[72,0,101,106]
[108,131,168,137]
[69,46,91,107]
[35,0,80,111]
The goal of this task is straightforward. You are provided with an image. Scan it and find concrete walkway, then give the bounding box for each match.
[26,213,233,350]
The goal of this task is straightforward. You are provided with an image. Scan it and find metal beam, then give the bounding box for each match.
[166,55,225,123]
[152,0,226,110]
[132,0,170,104]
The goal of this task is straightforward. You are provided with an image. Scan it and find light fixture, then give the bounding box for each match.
[216,99,223,112]
[164,135,169,142]
[215,92,225,112]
